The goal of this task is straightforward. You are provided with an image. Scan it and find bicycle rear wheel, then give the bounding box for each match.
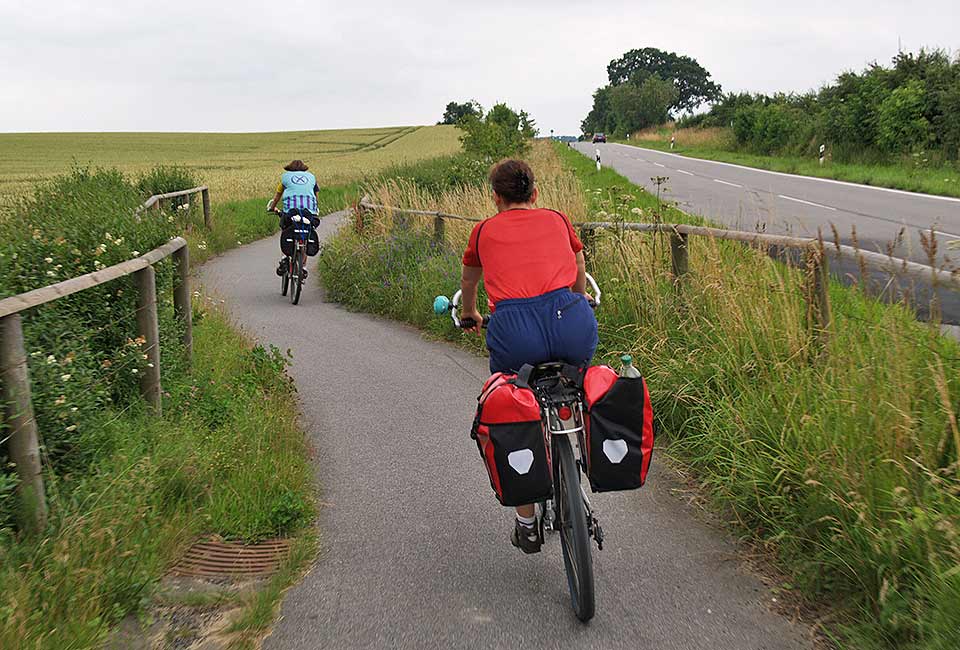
[290,251,302,305]
[554,434,595,622]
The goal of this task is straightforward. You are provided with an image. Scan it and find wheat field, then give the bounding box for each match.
[0,125,461,207]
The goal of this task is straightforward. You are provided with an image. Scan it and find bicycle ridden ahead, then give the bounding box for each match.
[267,160,322,305]
[433,159,655,622]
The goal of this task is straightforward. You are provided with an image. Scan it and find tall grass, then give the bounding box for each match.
[0,310,314,649]
[319,139,960,648]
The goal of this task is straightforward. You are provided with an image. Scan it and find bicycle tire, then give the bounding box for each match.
[291,249,303,305]
[281,258,290,296]
[555,435,595,622]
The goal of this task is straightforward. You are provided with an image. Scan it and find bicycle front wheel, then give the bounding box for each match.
[291,249,303,305]
[554,434,595,622]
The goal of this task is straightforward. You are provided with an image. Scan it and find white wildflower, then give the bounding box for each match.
[631,207,643,215]
[131,250,141,257]
[60,374,71,381]
[65,425,77,432]
[46,355,57,365]
[46,270,56,277]
[44,257,53,264]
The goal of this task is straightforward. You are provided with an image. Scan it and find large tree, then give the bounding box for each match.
[606,47,722,113]
[608,76,678,135]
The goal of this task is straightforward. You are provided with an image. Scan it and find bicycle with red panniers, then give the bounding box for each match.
[434,273,655,622]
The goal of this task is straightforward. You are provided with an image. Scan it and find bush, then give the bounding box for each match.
[878,79,931,153]
[378,155,487,195]
[732,103,812,155]
[0,167,182,519]
[134,165,199,199]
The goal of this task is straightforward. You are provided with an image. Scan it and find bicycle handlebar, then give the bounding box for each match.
[433,273,601,330]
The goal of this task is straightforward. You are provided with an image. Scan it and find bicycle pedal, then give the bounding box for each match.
[593,520,605,550]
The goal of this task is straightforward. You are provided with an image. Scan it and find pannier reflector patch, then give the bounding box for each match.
[507,449,535,475]
[603,439,629,464]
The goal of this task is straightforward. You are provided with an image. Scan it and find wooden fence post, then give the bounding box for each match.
[0,313,48,533]
[172,247,193,362]
[201,188,212,229]
[134,266,162,414]
[670,230,689,284]
[433,215,445,246]
[804,247,831,348]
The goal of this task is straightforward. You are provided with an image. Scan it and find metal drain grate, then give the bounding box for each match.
[170,537,291,578]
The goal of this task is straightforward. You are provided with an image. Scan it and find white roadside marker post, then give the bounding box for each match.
[819,144,826,166]
[596,149,601,172]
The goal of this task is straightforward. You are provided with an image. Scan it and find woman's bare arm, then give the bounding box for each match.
[571,251,587,294]
[460,265,484,333]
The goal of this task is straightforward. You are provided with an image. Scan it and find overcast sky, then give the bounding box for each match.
[1,1,957,135]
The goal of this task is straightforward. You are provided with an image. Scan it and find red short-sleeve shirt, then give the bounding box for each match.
[462,208,583,307]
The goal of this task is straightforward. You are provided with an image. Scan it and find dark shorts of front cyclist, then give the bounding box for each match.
[279,207,320,230]
[486,287,598,374]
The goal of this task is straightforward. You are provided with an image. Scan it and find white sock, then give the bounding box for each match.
[516,514,536,528]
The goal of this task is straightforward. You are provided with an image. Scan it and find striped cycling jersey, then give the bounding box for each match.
[283,193,318,213]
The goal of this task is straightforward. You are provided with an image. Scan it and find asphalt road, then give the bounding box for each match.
[574,142,960,323]
[199,212,811,650]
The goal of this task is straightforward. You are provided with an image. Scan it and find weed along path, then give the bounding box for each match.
[199,213,811,650]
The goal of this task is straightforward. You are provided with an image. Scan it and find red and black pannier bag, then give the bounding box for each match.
[582,365,654,492]
[471,372,552,506]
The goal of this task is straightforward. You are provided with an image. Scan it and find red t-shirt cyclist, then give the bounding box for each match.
[459,159,598,554]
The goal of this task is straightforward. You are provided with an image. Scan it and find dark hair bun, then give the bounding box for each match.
[489,159,535,203]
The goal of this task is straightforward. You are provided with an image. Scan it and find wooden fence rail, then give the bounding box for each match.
[139,185,212,229]
[357,199,960,350]
[1,186,207,532]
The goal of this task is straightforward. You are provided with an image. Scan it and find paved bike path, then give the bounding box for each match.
[199,212,811,650]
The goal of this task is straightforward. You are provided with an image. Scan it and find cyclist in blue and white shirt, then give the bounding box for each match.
[268,160,321,276]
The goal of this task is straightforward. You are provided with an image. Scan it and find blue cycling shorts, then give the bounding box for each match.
[486,288,598,374]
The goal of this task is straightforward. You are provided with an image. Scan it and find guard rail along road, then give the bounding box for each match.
[357,197,960,349]
[0,186,209,533]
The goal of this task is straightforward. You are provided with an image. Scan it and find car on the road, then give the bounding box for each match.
[592,133,607,143]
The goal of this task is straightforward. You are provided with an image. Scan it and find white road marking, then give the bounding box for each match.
[778,194,838,211]
[677,170,693,176]
[608,143,960,203]
[653,162,666,168]
[714,179,742,188]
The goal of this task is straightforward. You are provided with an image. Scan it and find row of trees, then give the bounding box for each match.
[581,48,722,136]
[684,49,960,161]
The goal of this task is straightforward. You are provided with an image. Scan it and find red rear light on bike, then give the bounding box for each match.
[558,406,573,420]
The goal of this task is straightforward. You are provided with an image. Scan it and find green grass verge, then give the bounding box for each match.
[318,143,960,649]
[0,309,316,649]
[621,137,960,198]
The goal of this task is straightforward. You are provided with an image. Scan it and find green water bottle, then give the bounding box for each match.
[619,354,641,378]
